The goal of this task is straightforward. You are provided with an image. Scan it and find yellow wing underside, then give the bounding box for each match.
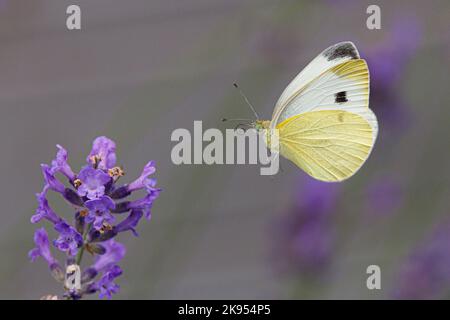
[276,110,374,182]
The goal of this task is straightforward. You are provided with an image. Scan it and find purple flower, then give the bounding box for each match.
[50,145,75,181]
[369,16,422,87]
[85,196,116,231]
[114,210,144,236]
[31,136,161,299]
[365,177,403,217]
[97,265,122,299]
[31,186,61,224]
[274,177,339,274]
[53,222,83,256]
[127,161,156,192]
[365,16,422,131]
[77,166,110,200]
[29,228,64,282]
[29,228,58,267]
[298,178,339,216]
[92,240,126,272]
[392,222,450,299]
[87,136,116,170]
[127,180,161,220]
[41,164,65,194]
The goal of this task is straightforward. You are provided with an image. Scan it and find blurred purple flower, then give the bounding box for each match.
[30,136,161,299]
[365,16,422,131]
[96,265,123,299]
[81,239,126,285]
[274,177,339,274]
[92,239,126,273]
[392,221,450,299]
[365,177,404,217]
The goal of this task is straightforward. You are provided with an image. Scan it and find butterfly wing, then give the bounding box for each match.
[272,58,377,142]
[276,110,375,182]
[272,41,360,120]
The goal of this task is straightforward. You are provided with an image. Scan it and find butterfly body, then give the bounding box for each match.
[255,42,378,182]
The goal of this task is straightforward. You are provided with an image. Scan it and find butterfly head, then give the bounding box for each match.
[253,120,270,131]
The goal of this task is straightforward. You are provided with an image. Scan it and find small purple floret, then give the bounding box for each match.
[29,228,58,267]
[53,222,83,256]
[127,161,156,192]
[85,196,116,230]
[50,144,76,181]
[77,166,111,200]
[92,239,126,272]
[87,136,117,170]
[41,164,65,194]
[97,265,122,299]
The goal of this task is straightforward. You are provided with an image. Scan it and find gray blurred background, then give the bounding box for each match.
[0,0,449,299]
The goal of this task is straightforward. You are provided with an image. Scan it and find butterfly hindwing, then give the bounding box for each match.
[276,110,375,182]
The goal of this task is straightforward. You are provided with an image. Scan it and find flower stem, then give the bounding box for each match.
[75,245,85,265]
[75,223,92,265]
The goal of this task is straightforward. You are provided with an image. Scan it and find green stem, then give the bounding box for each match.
[75,223,92,265]
[75,245,85,265]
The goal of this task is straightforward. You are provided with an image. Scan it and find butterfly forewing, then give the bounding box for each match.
[272,41,360,121]
[274,59,377,142]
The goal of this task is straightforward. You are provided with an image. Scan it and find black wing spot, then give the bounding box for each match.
[335,91,348,104]
[324,43,358,61]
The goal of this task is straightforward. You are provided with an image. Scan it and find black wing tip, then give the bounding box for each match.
[323,42,359,61]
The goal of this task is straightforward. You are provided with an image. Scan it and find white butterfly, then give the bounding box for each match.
[253,42,378,181]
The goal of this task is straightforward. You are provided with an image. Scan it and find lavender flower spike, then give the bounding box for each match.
[30,136,160,299]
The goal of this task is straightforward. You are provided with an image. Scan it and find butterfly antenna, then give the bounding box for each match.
[221,118,253,122]
[233,83,259,120]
